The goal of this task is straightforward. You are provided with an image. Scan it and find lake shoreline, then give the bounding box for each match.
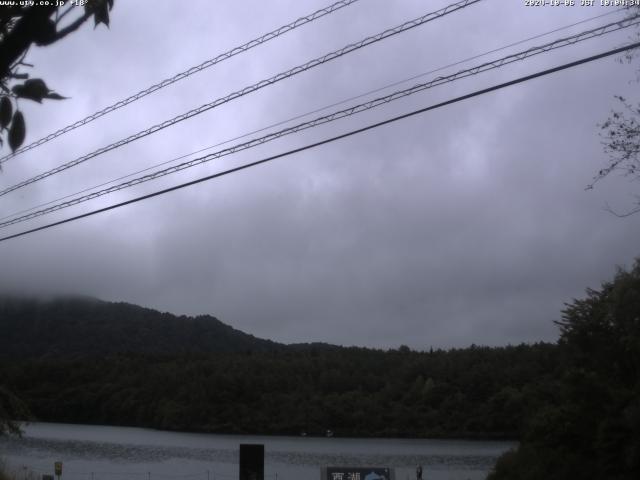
[17,420,520,443]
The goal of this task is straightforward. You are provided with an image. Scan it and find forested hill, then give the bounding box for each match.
[0,295,563,440]
[0,296,281,358]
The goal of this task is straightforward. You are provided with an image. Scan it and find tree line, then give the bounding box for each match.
[0,342,559,439]
[488,259,640,480]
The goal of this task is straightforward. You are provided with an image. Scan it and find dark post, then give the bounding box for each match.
[239,444,264,480]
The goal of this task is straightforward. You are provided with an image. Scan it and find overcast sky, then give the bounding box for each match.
[1,0,639,349]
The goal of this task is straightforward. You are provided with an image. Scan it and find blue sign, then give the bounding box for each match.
[324,467,393,480]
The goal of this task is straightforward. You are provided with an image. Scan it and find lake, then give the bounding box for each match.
[0,423,515,480]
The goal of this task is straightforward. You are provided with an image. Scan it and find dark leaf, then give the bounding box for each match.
[33,18,57,46]
[0,96,12,129]
[95,11,109,28]
[12,79,51,103]
[44,92,67,100]
[84,0,105,16]
[9,111,25,152]
[93,1,110,27]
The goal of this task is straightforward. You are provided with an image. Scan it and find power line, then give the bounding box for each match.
[0,0,483,198]
[0,7,624,225]
[1,41,637,244]
[0,0,362,165]
[1,14,637,229]
[324,7,627,110]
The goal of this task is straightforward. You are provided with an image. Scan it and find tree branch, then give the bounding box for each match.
[604,201,640,217]
[55,4,76,25]
[45,10,92,45]
[0,5,56,77]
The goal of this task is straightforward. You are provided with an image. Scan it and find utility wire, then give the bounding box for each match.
[0,0,362,165]
[0,0,483,198]
[1,41,638,244]
[0,7,624,224]
[1,14,637,229]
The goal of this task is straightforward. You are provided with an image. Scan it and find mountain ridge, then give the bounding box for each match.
[0,295,283,358]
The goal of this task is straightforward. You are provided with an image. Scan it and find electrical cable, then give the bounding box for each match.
[0,0,362,164]
[0,7,624,224]
[1,14,637,229]
[1,40,637,244]
[0,0,483,197]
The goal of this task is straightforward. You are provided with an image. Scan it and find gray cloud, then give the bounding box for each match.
[1,0,639,349]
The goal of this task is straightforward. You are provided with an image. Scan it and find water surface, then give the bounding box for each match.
[0,423,515,480]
